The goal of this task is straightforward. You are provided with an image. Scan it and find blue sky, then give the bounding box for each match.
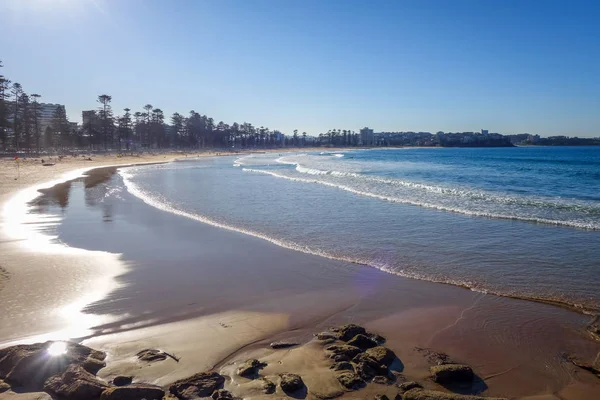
[1,0,598,137]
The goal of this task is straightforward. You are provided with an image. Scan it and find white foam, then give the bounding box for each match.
[242,167,599,230]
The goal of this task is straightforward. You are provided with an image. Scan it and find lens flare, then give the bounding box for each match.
[47,341,68,356]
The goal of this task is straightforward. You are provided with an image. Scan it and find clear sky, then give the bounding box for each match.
[1,0,598,137]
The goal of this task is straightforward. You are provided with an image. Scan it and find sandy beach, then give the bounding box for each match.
[1,152,600,400]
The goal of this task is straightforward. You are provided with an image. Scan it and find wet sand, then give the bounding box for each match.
[1,156,600,399]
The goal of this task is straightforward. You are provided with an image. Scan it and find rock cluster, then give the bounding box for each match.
[0,326,513,400]
[318,324,398,392]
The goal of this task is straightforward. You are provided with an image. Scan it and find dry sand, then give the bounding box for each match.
[1,150,600,399]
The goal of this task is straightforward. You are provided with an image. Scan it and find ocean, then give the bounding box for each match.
[37,146,600,314]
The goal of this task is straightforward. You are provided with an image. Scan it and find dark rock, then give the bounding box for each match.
[325,344,363,360]
[169,371,225,399]
[398,381,422,392]
[43,364,109,400]
[237,359,266,377]
[587,324,600,341]
[112,376,133,386]
[322,338,337,346]
[317,332,338,341]
[270,341,299,349]
[335,371,364,390]
[330,362,354,372]
[0,341,106,390]
[336,324,367,341]
[569,356,600,379]
[347,334,378,350]
[430,364,474,384]
[0,379,9,393]
[100,384,165,400]
[330,354,351,362]
[211,389,234,400]
[375,395,390,400]
[369,333,386,345]
[415,348,453,365]
[372,376,393,385]
[402,388,507,400]
[260,378,276,394]
[279,373,304,393]
[353,353,388,377]
[355,361,377,380]
[136,349,167,362]
[366,346,397,367]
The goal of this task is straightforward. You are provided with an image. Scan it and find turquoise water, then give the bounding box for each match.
[117,147,599,312]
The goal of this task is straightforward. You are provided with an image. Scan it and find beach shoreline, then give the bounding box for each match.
[1,150,600,399]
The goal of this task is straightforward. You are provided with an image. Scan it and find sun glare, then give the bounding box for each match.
[47,341,68,356]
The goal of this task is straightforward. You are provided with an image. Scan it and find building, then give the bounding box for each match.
[273,130,285,145]
[360,127,374,146]
[35,103,64,134]
[82,110,96,127]
[481,129,489,135]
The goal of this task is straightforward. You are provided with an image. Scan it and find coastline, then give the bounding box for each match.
[1,151,600,399]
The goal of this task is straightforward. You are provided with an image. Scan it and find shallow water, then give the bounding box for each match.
[115,147,600,313]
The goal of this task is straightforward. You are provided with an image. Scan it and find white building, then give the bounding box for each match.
[360,127,374,146]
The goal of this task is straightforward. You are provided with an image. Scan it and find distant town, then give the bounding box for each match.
[1,61,599,153]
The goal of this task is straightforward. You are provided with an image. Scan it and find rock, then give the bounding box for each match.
[568,356,600,379]
[211,389,234,400]
[100,384,165,400]
[112,376,133,386]
[347,334,378,350]
[279,373,304,393]
[335,371,364,390]
[366,346,397,367]
[169,371,225,399]
[330,362,354,372]
[0,379,9,393]
[331,354,351,362]
[415,348,453,365]
[0,341,106,390]
[270,341,299,349]
[317,332,338,341]
[398,381,423,392]
[587,324,600,341]
[136,349,167,362]
[336,324,367,341]
[403,388,507,400]
[369,333,387,345]
[372,376,393,385]
[43,364,109,400]
[375,395,390,400]
[356,361,377,380]
[260,378,276,394]
[326,344,363,360]
[237,359,266,377]
[353,353,388,378]
[430,364,474,384]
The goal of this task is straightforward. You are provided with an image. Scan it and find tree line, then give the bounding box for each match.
[1,59,367,153]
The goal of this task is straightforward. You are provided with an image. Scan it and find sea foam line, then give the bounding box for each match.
[291,164,599,214]
[242,168,599,230]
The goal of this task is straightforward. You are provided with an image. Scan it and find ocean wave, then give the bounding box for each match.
[121,166,599,314]
[242,167,600,230]
[289,164,600,216]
